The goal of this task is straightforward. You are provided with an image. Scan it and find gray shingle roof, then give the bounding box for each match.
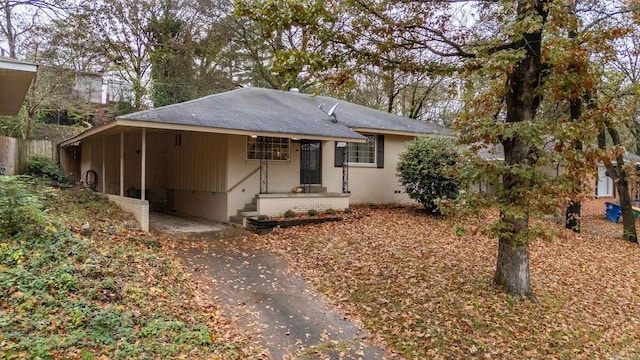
[117,87,451,139]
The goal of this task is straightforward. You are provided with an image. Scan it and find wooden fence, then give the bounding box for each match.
[0,136,57,175]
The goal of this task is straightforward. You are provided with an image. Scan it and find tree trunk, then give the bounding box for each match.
[566,201,581,232]
[616,173,638,243]
[600,123,638,242]
[494,217,533,299]
[494,0,549,299]
[4,0,15,58]
[566,96,583,232]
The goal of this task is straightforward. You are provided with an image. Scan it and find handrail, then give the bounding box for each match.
[226,166,260,193]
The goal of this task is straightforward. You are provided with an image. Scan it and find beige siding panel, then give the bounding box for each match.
[226,135,303,219]
[167,132,227,192]
[324,135,415,205]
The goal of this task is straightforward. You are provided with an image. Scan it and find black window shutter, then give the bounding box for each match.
[335,142,344,167]
[376,135,384,168]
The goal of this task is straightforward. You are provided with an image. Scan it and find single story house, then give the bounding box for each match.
[0,55,37,115]
[59,87,452,231]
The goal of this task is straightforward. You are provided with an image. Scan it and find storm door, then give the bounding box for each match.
[300,140,321,185]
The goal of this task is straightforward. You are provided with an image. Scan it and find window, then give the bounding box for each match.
[335,134,384,168]
[347,135,376,164]
[247,136,290,161]
[597,165,613,197]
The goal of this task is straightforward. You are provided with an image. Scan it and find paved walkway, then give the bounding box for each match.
[152,214,394,359]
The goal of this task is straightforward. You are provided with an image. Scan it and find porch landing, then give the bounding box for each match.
[231,192,350,226]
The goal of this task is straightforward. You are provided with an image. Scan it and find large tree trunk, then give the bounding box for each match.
[495,217,533,298]
[566,96,583,232]
[495,0,549,299]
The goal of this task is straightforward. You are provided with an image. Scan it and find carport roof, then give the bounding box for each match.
[61,87,452,146]
[0,56,37,115]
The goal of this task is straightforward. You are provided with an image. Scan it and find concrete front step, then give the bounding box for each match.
[243,203,257,211]
[240,211,260,217]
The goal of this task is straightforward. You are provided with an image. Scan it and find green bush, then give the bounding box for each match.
[307,209,319,216]
[397,137,460,214]
[283,209,296,218]
[26,154,70,185]
[0,177,47,237]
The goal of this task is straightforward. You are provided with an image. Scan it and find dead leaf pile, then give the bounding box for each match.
[258,202,640,359]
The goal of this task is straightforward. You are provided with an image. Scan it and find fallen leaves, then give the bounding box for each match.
[0,184,267,359]
[257,202,640,359]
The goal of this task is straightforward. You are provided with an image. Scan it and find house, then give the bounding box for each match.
[596,153,640,199]
[59,87,452,231]
[0,55,37,115]
[0,56,37,175]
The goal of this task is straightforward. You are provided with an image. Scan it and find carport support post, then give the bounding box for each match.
[120,130,124,196]
[260,137,268,194]
[102,136,106,193]
[141,128,146,201]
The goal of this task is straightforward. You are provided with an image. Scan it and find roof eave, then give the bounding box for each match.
[351,127,455,138]
[60,119,367,146]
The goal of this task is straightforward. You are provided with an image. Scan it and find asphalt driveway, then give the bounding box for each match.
[156,216,395,359]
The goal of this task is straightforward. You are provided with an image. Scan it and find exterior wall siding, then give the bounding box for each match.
[226,135,302,219]
[167,131,227,192]
[323,135,415,205]
[167,189,228,222]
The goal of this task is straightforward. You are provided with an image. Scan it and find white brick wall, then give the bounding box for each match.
[256,193,349,217]
[106,194,149,231]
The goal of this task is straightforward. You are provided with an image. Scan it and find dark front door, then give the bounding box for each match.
[300,140,321,185]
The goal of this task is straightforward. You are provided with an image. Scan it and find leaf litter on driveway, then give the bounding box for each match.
[167,231,395,359]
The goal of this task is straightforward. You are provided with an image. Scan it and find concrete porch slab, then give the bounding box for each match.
[149,212,228,234]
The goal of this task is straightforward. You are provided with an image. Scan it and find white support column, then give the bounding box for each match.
[120,130,124,196]
[102,136,106,193]
[141,128,146,201]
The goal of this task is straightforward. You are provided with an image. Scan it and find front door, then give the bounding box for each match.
[300,140,321,185]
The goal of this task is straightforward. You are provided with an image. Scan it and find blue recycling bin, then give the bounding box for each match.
[605,202,621,223]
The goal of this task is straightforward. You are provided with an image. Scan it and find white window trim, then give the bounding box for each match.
[346,134,376,166]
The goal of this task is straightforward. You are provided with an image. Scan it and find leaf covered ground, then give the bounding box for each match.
[0,177,266,359]
[257,201,640,359]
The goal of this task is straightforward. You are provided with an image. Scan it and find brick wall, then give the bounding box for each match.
[256,194,349,216]
[106,194,149,231]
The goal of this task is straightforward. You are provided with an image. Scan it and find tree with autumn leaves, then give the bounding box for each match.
[238,0,639,299]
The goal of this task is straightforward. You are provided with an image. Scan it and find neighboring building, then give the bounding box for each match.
[596,153,640,199]
[60,87,452,231]
[73,71,104,105]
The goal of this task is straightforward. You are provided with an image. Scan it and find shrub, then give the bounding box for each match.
[324,208,337,215]
[307,209,318,216]
[283,209,296,218]
[26,154,70,185]
[397,137,460,214]
[0,177,47,237]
